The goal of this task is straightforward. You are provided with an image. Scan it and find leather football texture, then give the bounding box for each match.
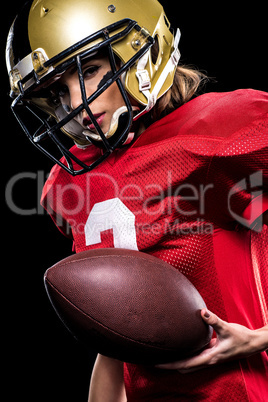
[44,248,212,364]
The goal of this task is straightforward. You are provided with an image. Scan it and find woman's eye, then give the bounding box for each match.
[50,84,69,98]
[83,65,100,78]
[58,85,69,97]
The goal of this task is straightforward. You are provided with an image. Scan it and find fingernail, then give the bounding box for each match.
[204,310,211,319]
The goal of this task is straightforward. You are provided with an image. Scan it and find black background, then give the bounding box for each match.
[2,1,267,401]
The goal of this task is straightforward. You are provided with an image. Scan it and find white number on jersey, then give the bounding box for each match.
[84,198,138,250]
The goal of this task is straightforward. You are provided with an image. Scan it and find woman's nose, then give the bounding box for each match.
[69,85,83,110]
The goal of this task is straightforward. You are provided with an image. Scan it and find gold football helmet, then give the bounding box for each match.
[6,0,180,174]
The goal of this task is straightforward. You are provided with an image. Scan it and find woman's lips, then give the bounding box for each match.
[83,113,106,131]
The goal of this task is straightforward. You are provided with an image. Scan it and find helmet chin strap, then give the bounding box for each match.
[82,105,140,142]
[55,103,140,148]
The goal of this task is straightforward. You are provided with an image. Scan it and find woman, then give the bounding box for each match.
[6,0,268,400]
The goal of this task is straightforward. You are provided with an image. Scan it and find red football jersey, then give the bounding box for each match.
[41,89,268,401]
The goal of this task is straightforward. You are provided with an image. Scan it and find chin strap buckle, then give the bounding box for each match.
[136,69,151,92]
[171,46,181,67]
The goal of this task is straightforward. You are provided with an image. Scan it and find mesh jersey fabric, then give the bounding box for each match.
[41,89,268,401]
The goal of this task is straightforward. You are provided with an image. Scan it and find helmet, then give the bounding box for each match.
[6,0,181,175]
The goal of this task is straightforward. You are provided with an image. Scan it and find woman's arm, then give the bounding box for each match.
[157,210,268,373]
[156,309,268,373]
[88,354,127,402]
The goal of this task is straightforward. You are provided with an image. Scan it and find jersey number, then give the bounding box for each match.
[84,198,138,250]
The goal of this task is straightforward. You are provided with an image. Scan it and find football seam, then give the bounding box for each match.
[52,253,179,275]
[45,277,183,353]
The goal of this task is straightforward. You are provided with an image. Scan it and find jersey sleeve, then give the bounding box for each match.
[204,112,268,231]
[40,164,74,240]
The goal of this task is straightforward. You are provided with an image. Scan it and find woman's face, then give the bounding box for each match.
[54,54,128,135]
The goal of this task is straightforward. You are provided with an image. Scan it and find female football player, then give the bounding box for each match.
[6,0,268,400]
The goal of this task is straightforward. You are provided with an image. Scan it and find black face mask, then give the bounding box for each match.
[10,15,153,175]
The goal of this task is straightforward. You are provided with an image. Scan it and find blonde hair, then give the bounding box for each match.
[150,65,207,122]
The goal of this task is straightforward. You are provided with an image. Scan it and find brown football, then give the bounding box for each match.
[44,248,212,364]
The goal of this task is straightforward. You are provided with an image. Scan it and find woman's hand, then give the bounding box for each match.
[156,309,268,373]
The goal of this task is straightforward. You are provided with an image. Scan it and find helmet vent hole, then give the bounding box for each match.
[151,35,160,65]
[164,14,170,28]
[41,6,50,18]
